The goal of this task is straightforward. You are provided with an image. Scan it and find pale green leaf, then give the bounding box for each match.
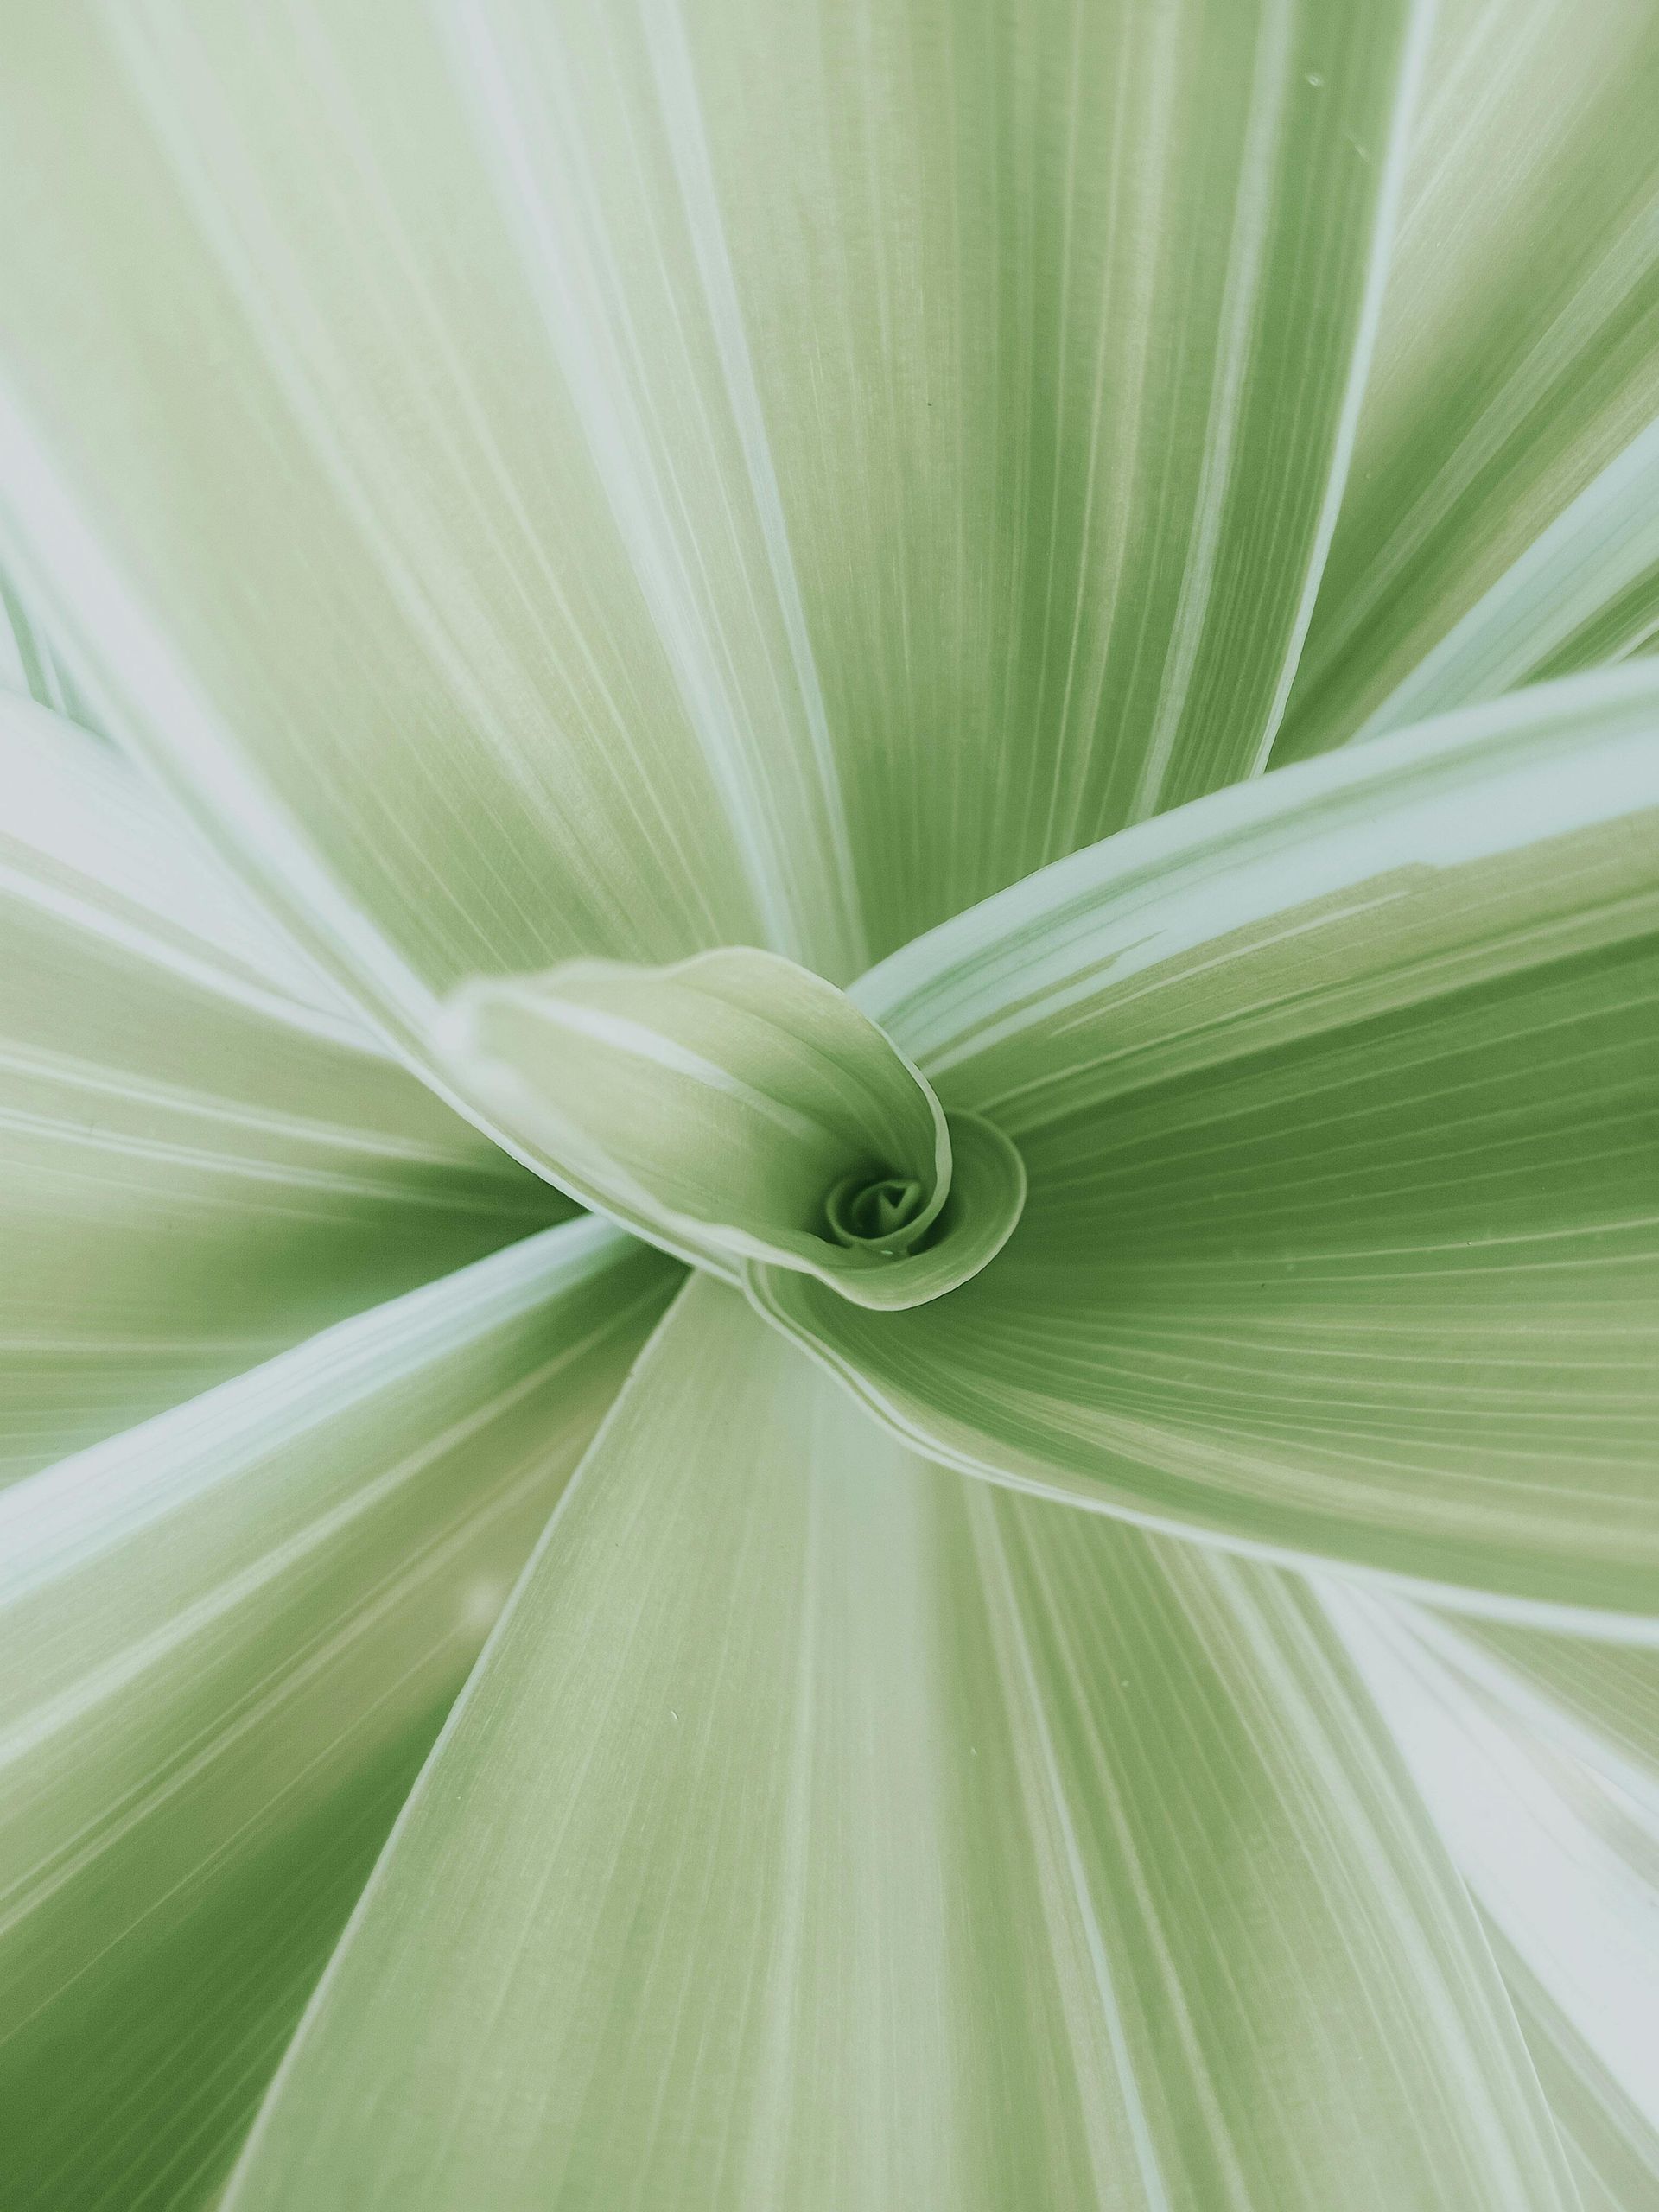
[749,667,1659,1616]
[1276,0,1659,760]
[1328,1592,1659,2210]
[224,1281,1569,2212]
[1454,1618,1659,1789]
[0,566,92,727]
[1342,413,1659,741]
[0,695,567,1482]
[0,1218,679,2212]
[1499,1943,1659,2212]
[0,0,1421,1014]
[442,947,1022,1305]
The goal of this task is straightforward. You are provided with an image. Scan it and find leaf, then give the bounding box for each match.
[1325,1591,1659,2210]
[442,947,1023,1304]
[1452,1617,1659,1789]
[0,694,567,1482]
[1500,1942,1659,2212]
[0,566,92,728]
[0,0,1421,1020]
[753,666,1659,1617]
[0,1218,679,2212]
[224,1280,1569,2212]
[1339,414,1659,741]
[1276,0,1659,760]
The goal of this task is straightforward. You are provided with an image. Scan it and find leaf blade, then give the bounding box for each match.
[748,667,1659,1616]
[0,0,1422,1003]
[1326,1590,1659,2209]
[0,695,568,1481]
[0,1219,678,2211]
[226,1281,1569,2212]
[1277,0,1659,760]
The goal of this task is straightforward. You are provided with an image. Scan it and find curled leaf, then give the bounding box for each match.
[439,947,1024,1308]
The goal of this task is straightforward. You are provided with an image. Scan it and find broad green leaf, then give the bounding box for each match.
[442,947,1022,1304]
[0,695,567,1483]
[1499,1943,1659,2212]
[0,0,1420,1018]
[1328,1592,1659,2210]
[3,691,360,1031]
[753,666,1659,1617]
[1339,414,1659,741]
[224,1280,1569,2212]
[1454,1618,1659,1788]
[1276,0,1659,760]
[0,1218,678,2212]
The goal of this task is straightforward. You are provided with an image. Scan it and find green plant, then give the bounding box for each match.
[2,4,1656,2206]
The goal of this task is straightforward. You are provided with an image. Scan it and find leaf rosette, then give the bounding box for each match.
[437,946,1027,1311]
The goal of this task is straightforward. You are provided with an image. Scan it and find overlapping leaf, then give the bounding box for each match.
[1328,1592,1659,2209]
[0,567,91,727]
[223,1281,1568,2212]
[1278,0,1659,756]
[0,0,1419,1030]
[747,669,1659,1615]
[441,947,1023,1304]
[0,5,1654,2206]
[1334,416,1659,741]
[0,1220,678,2211]
[0,695,565,1480]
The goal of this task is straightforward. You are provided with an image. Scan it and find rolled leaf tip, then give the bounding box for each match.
[437,945,1024,1313]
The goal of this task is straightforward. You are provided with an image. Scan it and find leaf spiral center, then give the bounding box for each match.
[825,1171,931,1254]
